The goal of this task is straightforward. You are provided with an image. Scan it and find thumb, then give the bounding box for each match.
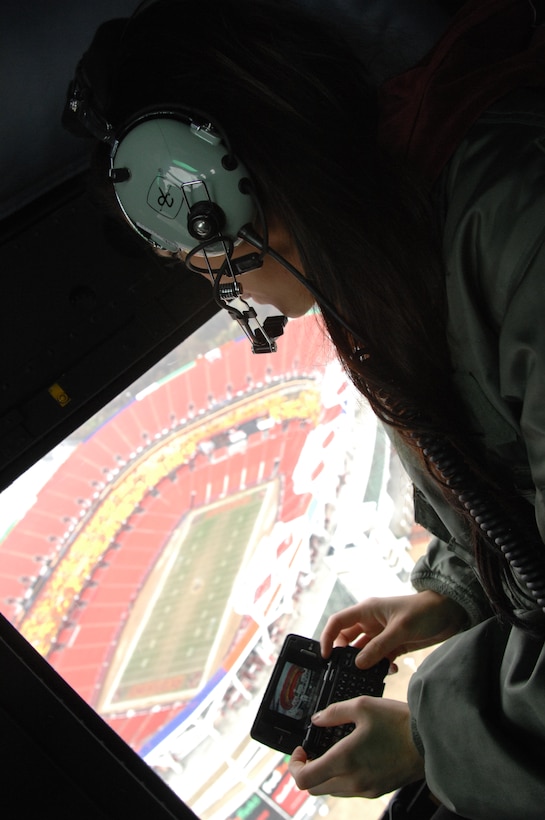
[311,699,358,728]
[355,630,399,669]
[288,745,308,781]
[290,745,308,765]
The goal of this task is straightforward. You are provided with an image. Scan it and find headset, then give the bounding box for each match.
[63,13,369,355]
[64,13,545,616]
[109,106,294,353]
[66,65,284,353]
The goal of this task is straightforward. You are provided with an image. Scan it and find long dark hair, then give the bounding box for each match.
[98,0,544,626]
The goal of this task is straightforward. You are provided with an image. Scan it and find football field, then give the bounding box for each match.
[103,486,272,710]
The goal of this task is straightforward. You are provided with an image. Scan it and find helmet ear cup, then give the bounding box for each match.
[188,201,226,241]
[108,115,256,252]
[63,18,256,253]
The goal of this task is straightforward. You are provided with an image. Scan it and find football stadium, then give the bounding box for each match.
[0,313,417,820]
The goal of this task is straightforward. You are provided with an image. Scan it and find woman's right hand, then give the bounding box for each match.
[320,590,468,669]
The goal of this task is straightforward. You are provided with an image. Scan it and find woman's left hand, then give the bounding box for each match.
[288,697,425,798]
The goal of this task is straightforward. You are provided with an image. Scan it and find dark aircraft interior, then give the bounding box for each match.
[1,1,464,818]
[1,1,215,816]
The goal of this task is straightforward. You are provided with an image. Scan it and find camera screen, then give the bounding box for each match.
[270,662,321,721]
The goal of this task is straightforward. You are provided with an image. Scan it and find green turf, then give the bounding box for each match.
[112,489,267,704]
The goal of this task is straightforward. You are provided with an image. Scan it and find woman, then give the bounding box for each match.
[65,0,545,816]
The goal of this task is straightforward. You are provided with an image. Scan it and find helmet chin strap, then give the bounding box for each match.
[185,221,367,355]
[214,281,288,354]
[185,233,287,354]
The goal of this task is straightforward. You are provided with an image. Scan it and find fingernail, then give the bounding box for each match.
[356,652,367,665]
[311,712,321,723]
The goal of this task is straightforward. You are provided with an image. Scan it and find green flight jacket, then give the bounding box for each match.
[396,89,545,818]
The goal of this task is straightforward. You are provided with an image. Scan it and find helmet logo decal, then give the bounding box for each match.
[147,176,183,218]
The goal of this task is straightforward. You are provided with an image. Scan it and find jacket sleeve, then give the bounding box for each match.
[389,436,493,626]
[408,616,545,819]
[411,536,492,627]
